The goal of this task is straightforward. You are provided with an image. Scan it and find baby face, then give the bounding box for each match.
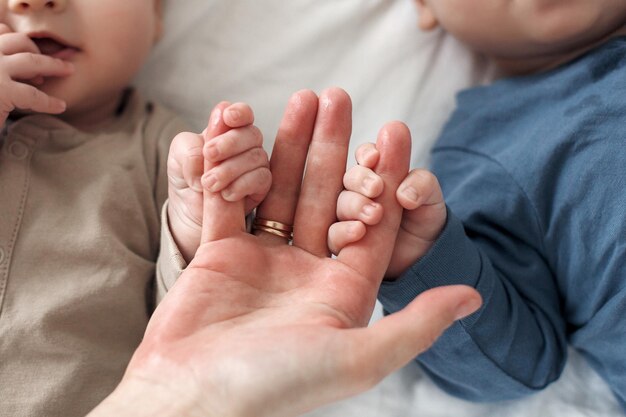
[0,0,161,125]
[416,0,626,60]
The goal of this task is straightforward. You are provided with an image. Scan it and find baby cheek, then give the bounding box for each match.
[101,33,154,83]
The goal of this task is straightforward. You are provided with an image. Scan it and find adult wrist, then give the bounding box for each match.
[87,376,216,417]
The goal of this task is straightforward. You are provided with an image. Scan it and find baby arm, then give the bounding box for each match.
[0,24,73,128]
[329,143,447,278]
[167,102,271,262]
[330,142,567,402]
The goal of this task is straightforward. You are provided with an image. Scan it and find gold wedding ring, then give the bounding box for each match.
[252,217,294,240]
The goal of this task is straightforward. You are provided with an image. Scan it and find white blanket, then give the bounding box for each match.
[135,1,621,415]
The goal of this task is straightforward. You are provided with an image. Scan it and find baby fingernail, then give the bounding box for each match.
[227,108,241,122]
[401,186,419,203]
[362,147,379,164]
[362,203,378,218]
[349,222,362,236]
[363,176,376,192]
[202,173,217,191]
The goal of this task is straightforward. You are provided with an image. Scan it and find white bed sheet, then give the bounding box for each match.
[135,0,491,169]
[134,1,621,416]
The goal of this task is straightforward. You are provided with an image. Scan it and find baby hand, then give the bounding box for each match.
[0,24,73,128]
[167,102,271,262]
[328,143,447,278]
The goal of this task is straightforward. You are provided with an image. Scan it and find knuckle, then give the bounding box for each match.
[213,165,229,183]
[183,142,203,159]
[221,130,237,150]
[28,52,42,66]
[173,132,202,154]
[250,125,263,146]
[166,155,180,172]
[258,168,272,191]
[30,85,42,101]
[169,132,187,152]
[412,169,438,190]
[248,147,266,165]
[170,131,189,146]
[344,166,360,187]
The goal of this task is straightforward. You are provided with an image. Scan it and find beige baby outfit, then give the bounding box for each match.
[0,91,188,417]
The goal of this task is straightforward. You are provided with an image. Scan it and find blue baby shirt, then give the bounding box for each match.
[379,37,626,408]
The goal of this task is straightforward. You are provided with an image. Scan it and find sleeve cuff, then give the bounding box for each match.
[156,200,188,296]
[378,207,482,317]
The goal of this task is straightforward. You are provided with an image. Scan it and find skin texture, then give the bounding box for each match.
[88,89,482,417]
[167,102,271,262]
[0,0,161,129]
[414,0,626,74]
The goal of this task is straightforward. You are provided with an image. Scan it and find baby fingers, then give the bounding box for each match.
[202,147,269,193]
[396,169,444,210]
[396,169,447,241]
[222,102,255,128]
[168,131,204,191]
[337,190,383,225]
[343,165,384,198]
[354,142,380,168]
[0,32,40,56]
[328,221,366,255]
[4,52,74,80]
[221,166,272,208]
[7,82,66,114]
[204,125,263,162]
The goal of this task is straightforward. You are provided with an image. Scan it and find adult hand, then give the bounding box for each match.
[89,88,481,417]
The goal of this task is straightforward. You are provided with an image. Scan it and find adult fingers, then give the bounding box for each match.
[255,89,319,244]
[201,102,247,243]
[292,87,352,256]
[341,286,482,389]
[337,122,411,282]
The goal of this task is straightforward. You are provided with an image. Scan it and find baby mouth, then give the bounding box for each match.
[32,37,79,60]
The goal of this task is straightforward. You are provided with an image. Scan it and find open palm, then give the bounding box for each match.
[97,89,481,417]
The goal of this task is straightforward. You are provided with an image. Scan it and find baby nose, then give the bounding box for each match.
[8,0,67,13]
